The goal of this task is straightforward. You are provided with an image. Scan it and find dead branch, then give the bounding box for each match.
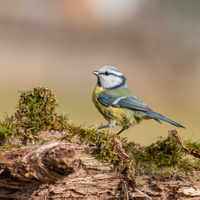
[113,137,135,165]
[169,129,200,158]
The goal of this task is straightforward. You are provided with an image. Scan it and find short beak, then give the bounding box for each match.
[93,71,98,76]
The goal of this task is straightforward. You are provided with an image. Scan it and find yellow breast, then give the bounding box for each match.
[92,85,147,128]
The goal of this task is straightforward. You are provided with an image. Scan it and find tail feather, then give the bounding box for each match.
[145,111,185,128]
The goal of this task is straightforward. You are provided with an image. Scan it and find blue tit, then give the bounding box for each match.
[92,66,185,136]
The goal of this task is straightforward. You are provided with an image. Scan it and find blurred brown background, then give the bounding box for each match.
[0,0,199,145]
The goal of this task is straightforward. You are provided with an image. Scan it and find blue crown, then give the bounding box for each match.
[104,66,121,73]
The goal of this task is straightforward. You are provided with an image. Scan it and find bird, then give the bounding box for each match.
[92,66,185,136]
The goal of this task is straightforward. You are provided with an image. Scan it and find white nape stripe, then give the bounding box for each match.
[107,69,123,76]
[112,96,126,105]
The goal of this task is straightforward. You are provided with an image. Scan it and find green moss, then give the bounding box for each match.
[16,87,69,133]
[184,139,200,153]
[0,115,14,141]
[127,136,200,177]
[0,144,23,151]
[134,137,185,167]
[0,87,70,147]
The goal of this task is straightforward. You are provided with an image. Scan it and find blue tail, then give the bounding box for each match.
[145,111,185,128]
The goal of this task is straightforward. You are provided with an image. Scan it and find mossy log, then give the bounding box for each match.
[0,88,200,199]
[0,137,137,199]
[0,134,200,199]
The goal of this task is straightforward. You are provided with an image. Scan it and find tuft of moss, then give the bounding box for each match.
[0,115,15,142]
[16,87,69,134]
[184,139,200,154]
[135,137,185,167]
[0,87,70,148]
[0,144,23,151]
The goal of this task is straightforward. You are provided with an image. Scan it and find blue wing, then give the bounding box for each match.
[98,90,151,112]
[97,90,185,128]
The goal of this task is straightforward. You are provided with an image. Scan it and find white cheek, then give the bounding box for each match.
[100,75,122,89]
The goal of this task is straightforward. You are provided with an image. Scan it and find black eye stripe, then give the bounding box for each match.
[99,72,109,75]
[99,72,122,77]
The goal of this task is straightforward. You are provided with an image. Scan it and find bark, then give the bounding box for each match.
[0,130,200,199]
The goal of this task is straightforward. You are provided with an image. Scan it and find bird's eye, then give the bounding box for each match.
[105,71,109,76]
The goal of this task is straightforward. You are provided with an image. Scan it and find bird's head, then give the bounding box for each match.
[93,66,126,90]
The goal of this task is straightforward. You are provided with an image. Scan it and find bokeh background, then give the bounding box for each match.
[0,0,199,145]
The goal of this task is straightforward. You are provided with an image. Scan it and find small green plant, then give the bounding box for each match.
[0,144,22,151]
[184,139,200,153]
[0,115,14,142]
[139,137,184,167]
[0,87,70,148]
[130,136,196,177]
[16,87,69,133]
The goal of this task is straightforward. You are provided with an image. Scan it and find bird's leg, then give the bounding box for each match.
[97,125,110,130]
[96,125,109,139]
[96,122,115,139]
[117,126,129,135]
[117,128,125,135]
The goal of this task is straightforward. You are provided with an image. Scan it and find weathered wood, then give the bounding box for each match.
[0,142,82,184]
[0,137,137,199]
[0,131,200,199]
[113,137,135,164]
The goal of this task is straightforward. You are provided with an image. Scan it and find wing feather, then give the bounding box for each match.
[97,89,185,128]
[97,89,152,112]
